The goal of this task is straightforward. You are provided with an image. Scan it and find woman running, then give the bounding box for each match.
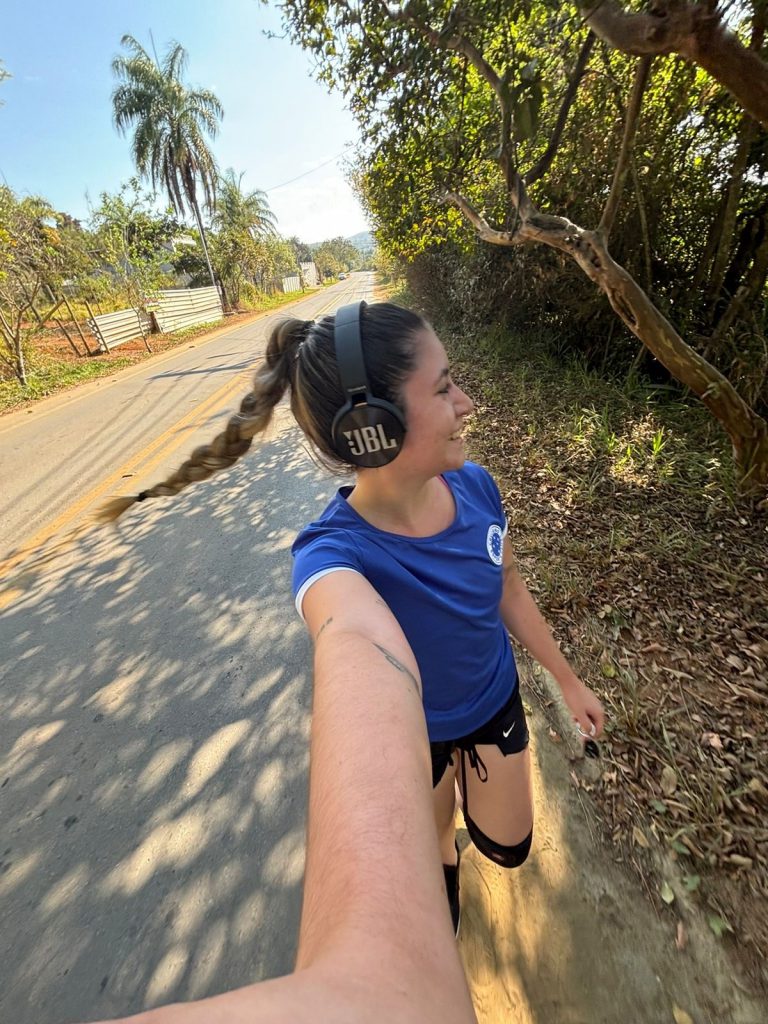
[105,300,604,940]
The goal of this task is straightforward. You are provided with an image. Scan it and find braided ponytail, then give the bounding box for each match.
[96,318,311,523]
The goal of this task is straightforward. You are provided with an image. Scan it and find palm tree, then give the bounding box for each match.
[111,34,222,290]
[211,170,279,306]
[214,169,277,238]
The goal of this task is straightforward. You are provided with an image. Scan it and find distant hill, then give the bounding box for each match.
[347,230,374,254]
[308,230,375,254]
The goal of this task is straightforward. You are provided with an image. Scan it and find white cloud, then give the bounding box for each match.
[268,171,370,243]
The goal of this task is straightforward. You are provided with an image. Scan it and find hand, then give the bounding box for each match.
[560,676,605,740]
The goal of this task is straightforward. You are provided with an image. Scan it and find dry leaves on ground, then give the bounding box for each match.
[452,343,768,994]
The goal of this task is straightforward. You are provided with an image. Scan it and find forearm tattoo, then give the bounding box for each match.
[371,641,420,695]
[314,616,333,643]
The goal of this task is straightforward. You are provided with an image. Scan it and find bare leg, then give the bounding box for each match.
[433,750,459,864]
[457,745,533,847]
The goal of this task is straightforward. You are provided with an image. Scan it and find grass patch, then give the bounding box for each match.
[241,288,308,312]
[164,319,225,342]
[453,323,738,511]
[0,355,134,412]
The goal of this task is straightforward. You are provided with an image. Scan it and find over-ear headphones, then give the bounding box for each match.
[331,301,407,468]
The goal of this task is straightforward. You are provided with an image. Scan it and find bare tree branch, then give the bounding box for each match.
[580,0,704,54]
[525,31,596,185]
[599,55,653,240]
[0,305,17,341]
[444,182,768,495]
[443,191,523,245]
[580,0,768,127]
[15,275,45,326]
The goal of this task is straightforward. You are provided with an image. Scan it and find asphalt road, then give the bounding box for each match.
[0,276,371,1024]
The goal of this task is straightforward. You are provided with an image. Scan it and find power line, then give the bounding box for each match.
[264,146,355,193]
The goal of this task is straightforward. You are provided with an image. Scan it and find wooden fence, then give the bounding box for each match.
[282,275,301,293]
[152,286,223,333]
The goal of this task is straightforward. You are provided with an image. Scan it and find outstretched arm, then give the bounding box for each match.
[85,570,475,1024]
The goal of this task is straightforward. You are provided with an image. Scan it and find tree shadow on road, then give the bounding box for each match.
[0,429,341,1024]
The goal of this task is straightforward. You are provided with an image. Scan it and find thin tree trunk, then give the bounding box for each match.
[599,55,653,240]
[689,189,727,298]
[15,339,27,388]
[631,154,653,293]
[706,6,765,313]
[525,32,596,186]
[722,211,766,303]
[0,307,27,386]
[17,277,46,327]
[706,115,759,310]
[707,230,768,350]
[190,197,218,294]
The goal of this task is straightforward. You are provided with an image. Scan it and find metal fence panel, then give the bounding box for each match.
[152,286,223,333]
[87,308,151,352]
[299,262,318,286]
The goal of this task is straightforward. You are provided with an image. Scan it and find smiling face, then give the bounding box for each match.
[395,326,475,477]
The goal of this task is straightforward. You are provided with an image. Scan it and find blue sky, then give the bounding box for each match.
[0,0,369,242]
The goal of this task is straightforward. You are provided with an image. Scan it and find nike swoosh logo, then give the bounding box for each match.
[502,724,515,738]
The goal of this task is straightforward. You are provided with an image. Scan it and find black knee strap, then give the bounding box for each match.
[459,746,533,868]
[465,815,533,868]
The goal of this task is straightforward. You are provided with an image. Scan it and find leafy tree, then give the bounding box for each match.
[208,169,279,306]
[288,236,318,286]
[289,235,314,263]
[89,179,180,313]
[313,242,342,280]
[278,0,768,500]
[168,231,212,287]
[0,188,67,384]
[258,235,300,290]
[214,168,277,237]
[208,229,260,307]
[111,34,223,290]
[176,229,298,305]
[312,236,364,277]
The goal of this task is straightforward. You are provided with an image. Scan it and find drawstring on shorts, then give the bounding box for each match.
[460,744,488,828]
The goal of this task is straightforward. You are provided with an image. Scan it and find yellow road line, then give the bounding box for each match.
[112,369,258,496]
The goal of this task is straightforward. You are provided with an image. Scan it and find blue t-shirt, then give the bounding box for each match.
[291,461,518,741]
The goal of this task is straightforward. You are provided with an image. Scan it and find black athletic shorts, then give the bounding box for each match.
[430,685,529,788]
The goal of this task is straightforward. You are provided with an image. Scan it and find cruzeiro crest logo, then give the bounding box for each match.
[486,524,503,565]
